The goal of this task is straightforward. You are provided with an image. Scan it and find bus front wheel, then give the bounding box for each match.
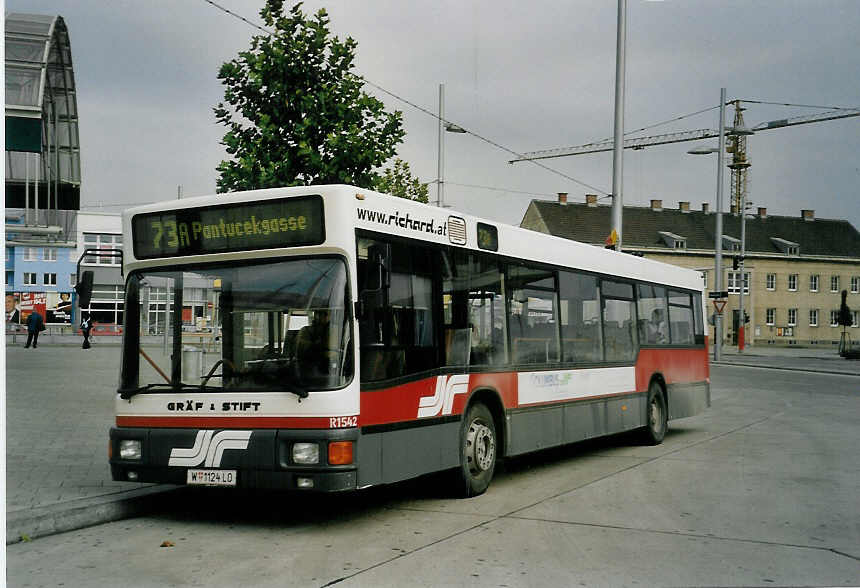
[642,380,668,445]
[457,402,497,497]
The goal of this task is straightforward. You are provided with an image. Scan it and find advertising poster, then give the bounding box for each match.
[46,292,73,325]
[5,292,22,324]
[19,292,47,323]
[5,292,73,326]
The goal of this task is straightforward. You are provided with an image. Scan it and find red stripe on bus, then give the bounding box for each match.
[359,372,518,427]
[634,347,709,390]
[115,416,343,429]
[118,348,707,430]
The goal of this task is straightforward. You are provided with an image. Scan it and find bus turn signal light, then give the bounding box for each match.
[328,441,354,465]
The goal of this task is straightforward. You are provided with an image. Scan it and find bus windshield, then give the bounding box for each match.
[119,257,352,396]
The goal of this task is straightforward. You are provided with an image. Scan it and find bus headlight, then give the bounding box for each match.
[119,440,142,460]
[292,442,319,464]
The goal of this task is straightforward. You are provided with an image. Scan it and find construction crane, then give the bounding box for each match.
[727,100,752,214]
[510,101,860,213]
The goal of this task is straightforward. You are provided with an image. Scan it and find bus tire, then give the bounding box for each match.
[457,402,497,497]
[642,380,668,445]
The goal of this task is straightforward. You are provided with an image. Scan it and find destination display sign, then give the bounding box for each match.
[132,196,324,259]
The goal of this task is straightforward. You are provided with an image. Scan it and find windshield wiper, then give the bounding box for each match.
[118,383,223,400]
[118,381,309,400]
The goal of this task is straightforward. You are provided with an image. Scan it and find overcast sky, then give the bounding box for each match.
[8,0,860,231]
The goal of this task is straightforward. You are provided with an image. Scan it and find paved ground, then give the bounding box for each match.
[5,340,170,544]
[4,338,858,545]
[6,364,859,587]
[714,343,860,375]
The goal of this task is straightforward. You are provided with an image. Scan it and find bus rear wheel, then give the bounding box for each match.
[457,402,497,497]
[642,380,667,445]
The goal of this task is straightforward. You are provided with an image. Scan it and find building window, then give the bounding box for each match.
[70,273,76,287]
[766,308,775,325]
[830,275,840,292]
[809,309,818,327]
[851,276,859,294]
[787,246,799,256]
[83,233,123,266]
[722,236,741,251]
[830,310,839,327]
[23,247,38,261]
[788,274,798,291]
[85,284,126,325]
[788,308,797,326]
[809,275,819,292]
[674,240,686,249]
[727,271,750,294]
[43,248,57,262]
[23,272,37,285]
[5,271,12,286]
[5,248,9,262]
[766,273,775,290]
[852,310,859,328]
[43,273,57,286]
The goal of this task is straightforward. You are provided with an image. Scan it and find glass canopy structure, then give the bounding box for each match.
[5,13,81,218]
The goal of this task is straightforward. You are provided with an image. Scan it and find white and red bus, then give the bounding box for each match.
[110,185,709,496]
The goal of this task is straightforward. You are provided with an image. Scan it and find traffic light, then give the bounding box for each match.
[732,256,739,270]
[75,271,94,308]
[744,311,750,324]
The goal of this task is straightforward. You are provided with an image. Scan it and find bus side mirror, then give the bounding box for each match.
[75,271,94,308]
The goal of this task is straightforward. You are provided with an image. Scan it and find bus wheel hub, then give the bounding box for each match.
[466,421,495,473]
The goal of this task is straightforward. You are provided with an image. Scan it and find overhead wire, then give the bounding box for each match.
[201,0,610,196]
[740,99,860,110]
[445,182,558,198]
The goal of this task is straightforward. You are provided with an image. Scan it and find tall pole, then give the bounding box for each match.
[35,147,41,226]
[738,178,747,352]
[25,152,31,225]
[436,83,445,208]
[714,88,727,362]
[47,103,52,226]
[610,0,627,251]
[54,100,59,227]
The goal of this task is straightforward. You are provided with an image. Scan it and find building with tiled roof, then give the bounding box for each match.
[521,194,860,348]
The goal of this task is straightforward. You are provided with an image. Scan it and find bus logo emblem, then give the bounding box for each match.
[418,374,469,418]
[168,430,252,467]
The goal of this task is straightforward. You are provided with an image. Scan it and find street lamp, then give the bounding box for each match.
[436,83,468,208]
[687,87,728,361]
[687,146,719,155]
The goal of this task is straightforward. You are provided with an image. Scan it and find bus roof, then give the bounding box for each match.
[123,184,703,292]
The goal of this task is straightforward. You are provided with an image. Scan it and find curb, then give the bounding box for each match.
[6,485,180,545]
[712,361,860,377]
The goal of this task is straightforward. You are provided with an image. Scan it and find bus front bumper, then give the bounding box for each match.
[109,426,359,492]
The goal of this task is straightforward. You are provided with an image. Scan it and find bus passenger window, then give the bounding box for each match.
[506,264,559,365]
[668,290,695,345]
[357,237,436,382]
[602,280,636,362]
[558,271,602,363]
[467,254,506,366]
[637,284,668,345]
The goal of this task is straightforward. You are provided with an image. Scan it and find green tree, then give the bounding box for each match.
[214,1,406,192]
[374,158,429,203]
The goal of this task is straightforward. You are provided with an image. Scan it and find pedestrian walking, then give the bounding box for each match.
[80,314,93,349]
[24,310,45,348]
